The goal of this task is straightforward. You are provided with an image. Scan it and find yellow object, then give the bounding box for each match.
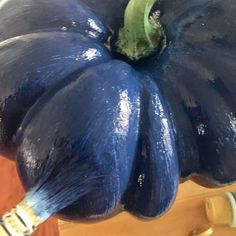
[205,195,232,225]
[205,192,236,227]
[190,226,214,236]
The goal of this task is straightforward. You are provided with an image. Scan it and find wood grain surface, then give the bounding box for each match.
[1,154,236,236]
[59,181,236,236]
[0,155,59,236]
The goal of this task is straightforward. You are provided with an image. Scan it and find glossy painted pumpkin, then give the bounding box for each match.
[0,0,235,221]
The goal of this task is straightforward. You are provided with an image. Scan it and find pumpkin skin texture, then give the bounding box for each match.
[122,76,178,218]
[0,32,110,157]
[80,0,128,30]
[0,0,110,157]
[86,0,236,184]
[0,0,235,222]
[138,0,236,185]
[0,0,109,42]
[16,61,141,220]
[16,61,178,220]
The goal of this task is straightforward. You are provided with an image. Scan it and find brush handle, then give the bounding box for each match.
[0,210,30,236]
[0,202,41,236]
[0,224,9,236]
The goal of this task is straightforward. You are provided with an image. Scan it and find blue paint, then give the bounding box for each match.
[123,75,178,218]
[138,0,236,185]
[17,61,142,220]
[0,0,109,42]
[0,32,110,157]
[0,0,235,223]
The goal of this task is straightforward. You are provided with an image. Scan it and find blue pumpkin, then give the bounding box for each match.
[0,0,235,222]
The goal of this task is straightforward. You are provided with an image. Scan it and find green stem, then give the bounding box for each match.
[116,0,165,61]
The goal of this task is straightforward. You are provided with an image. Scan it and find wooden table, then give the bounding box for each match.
[1,155,236,236]
[59,181,236,236]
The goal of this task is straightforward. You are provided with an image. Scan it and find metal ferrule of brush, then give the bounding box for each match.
[0,202,41,236]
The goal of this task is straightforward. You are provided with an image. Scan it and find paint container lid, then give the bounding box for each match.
[205,192,236,227]
[190,225,214,236]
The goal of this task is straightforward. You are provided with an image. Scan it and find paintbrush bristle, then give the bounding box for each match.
[22,151,101,222]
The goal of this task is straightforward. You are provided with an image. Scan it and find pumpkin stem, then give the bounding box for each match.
[116,0,166,61]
